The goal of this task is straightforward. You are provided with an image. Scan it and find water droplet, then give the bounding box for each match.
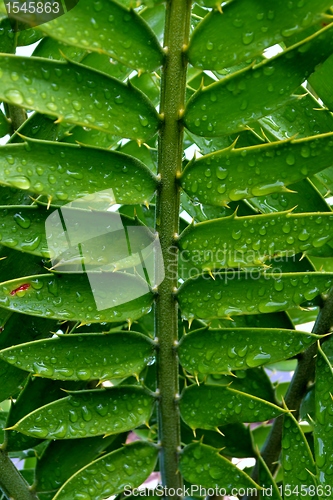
[5,89,24,105]
[81,405,93,421]
[206,41,214,50]
[286,153,295,165]
[209,467,223,479]
[14,213,31,229]
[7,176,31,190]
[139,115,149,127]
[242,32,254,45]
[72,100,82,111]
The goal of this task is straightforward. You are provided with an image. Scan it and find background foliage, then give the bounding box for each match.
[1,0,333,499]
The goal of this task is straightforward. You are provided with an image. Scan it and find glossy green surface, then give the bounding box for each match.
[188,0,332,70]
[178,327,318,374]
[0,138,157,204]
[184,24,333,137]
[0,273,154,323]
[0,332,155,381]
[180,133,333,205]
[0,55,159,141]
[309,53,333,112]
[282,413,317,500]
[180,384,285,430]
[314,340,333,486]
[178,212,333,268]
[177,272,333,320]
[39,0,164,71]
[180,442,259,490]
[12,386,155,439]
[53,441,158,500]
[0,206,155,266]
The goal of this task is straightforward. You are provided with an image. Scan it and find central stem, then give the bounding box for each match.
[155,0,191,495]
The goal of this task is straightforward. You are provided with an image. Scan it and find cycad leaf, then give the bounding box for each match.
[308,53,333,111]
[188,0,332,70]
[257,454,283,500]
[259,88,333,141]
[0,273,153,323]
[180,442,259,491]
[314,339,333,485]
[178,211,333,268]
[250,179,332,217]
[180,384,285,430]
[177,272,333,320]
[282,413,317,498]
[184,24,333,137]
[178,327,318,374]
[38,0,164,72]
[36,434,124,494]
[0,332,155,381]
[11,386,155,439]
[0,207,154,259]
[5,376,79,452]
[0,55,159,141]
[53,442,158,500]
[181,133,333,205]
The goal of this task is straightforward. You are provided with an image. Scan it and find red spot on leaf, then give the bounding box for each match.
[10,284,31,296]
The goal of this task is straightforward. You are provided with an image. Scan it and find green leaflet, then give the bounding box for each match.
[314,341,333,485]
[0,273,153,323]
[178,327,318,374]
[0,17,15,53]
[36,434,125,494]
[179,442,259,491]
[250,179,332,216]
[0,55,159,141]
[188,0,332,70]
[178,212,333,268]
[259,89,333,141]
[0,312,57,406]
[0,363,27,404]
[207,367,275,403]
[5,377,82,452]
[11,386,155,439]
[257,455,283,500]
[53,441,158,500]
[38,0,164,71]
[181,422,255,458]
[177,272,333,320]
[282,413,318,500]
[0,138,157,204]
[184,24,333,137]
[0,332,155,381]
[180,384,285,430]
[0,206,154,261]
[308,53,333,111]
[180,132,333,206]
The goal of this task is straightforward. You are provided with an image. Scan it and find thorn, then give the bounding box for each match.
[134,372,140,383]
[144,200,150,209]
[215,427,225,436]
[188,317,193,329]
[54,116,64,124]
[47,196,52,210]
[192,428,196,438]
[127,318,132,330]
[208,269,215,280]
[194,373,200,386]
